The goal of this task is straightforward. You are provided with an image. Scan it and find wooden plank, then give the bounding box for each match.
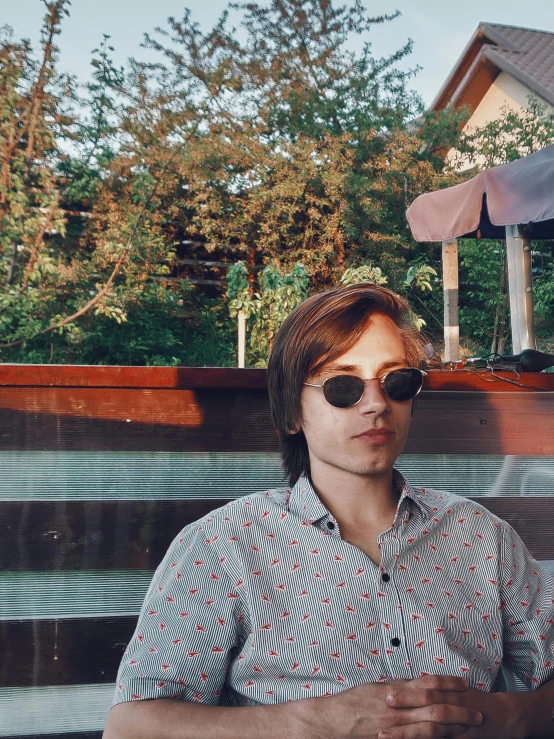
[425,370,554,392]
[1,365,554,392]
[407,391,554,455]
[0,617,134,688]
[0,365,266,390]
[0,388,277,452]
[2,497,554,573]
[2,388,554,453]
[0,500,225,571]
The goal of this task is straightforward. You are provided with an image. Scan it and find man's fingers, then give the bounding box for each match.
[401,704,482,729]
[378,722,470,739]
[407,676,470,692]
[386,688,465,709]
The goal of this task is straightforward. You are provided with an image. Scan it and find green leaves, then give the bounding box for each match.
[340,264,388,286]
[404,264,437,292]
[226,261,309,366]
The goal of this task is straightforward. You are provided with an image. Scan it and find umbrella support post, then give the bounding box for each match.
[442,239,460,362]
[238,310,246,368]
[505,225,535,354]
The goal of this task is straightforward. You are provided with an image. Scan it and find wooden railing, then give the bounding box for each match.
[1,366,554,738]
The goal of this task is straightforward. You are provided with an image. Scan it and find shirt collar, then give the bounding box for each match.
[288,468,427,526]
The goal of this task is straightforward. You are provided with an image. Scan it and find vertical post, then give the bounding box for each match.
[442,239,460,362]
[505,225,535,354]
[238,310,246,368]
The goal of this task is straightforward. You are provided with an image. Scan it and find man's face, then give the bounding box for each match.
[299,313,414,480]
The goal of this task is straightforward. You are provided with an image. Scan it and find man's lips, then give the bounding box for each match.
[353,429,395,441]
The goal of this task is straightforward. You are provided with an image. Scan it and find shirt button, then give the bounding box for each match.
[391,637,401,647]
[327,521,335,530]
[381,573,390,582]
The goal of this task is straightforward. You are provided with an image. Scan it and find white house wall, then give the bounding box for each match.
[463,71,553,132]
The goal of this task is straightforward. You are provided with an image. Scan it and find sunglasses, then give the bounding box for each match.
[304,368,427,408]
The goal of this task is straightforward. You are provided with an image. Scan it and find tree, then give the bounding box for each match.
[456,96,554,170]
[0,1,73,346]
[139,0,463,285]
[0,3,212,364]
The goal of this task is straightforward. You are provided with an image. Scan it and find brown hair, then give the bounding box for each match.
[267,283,427,485]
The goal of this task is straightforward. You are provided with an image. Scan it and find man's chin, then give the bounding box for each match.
[338,459,396,478]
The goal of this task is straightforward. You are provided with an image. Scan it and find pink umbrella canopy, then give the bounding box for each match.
[406,143,554,242]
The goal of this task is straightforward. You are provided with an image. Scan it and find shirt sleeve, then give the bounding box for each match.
[500,521,554,689]
[112,518,245,705]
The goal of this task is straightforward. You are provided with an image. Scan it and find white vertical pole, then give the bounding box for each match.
[442,239,460,362]
[238,310,246,368]
[505,225,535,354]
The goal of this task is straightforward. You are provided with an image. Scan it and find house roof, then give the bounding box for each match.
[431,23,554,113]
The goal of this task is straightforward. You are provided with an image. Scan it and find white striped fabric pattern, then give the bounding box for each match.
[112,469,554,708]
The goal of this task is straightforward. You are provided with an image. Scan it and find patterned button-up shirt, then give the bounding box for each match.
[113,470,554,707]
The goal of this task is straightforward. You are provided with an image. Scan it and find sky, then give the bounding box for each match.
[4,0,554,107]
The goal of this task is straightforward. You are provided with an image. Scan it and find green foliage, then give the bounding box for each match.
[530,245,554,350]
[0,0,466,365]
[340,264,388,286]
[228,259,437,366]
[404,264,437,294]
[457,239,508,355]
[8,0,553,366]
[227,261,309,366]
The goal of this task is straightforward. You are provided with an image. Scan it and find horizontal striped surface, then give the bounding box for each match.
[9,734,101,739]
[1,452,554,501]
[0,452,285,501]
[0,684,111,736]
[0,572,153,621]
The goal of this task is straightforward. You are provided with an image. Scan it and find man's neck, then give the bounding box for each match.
[308,464,400,535]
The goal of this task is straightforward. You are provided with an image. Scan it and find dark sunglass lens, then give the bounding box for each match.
[384,369,423,401]
[324,375,365,408]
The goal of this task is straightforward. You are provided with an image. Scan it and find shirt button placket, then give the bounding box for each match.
[378,538,410,680]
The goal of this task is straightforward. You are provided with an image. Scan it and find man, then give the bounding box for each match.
[104,284,554,739]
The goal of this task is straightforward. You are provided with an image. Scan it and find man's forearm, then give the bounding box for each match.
[103,697,310,739]
[512,678,554,739]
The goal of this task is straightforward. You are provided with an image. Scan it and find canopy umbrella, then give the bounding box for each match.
[406,144,554,360]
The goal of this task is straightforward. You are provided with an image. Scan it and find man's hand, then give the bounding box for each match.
[296,675,483,739]
[381,682,520,739]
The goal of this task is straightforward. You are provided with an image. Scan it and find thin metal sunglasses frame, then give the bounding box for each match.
[304,368,428,407]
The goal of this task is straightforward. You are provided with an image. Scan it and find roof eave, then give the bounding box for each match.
[430,22,521,112]
[430,24,490,111]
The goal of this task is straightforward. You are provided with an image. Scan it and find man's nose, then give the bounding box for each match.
[356,378,390,414]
